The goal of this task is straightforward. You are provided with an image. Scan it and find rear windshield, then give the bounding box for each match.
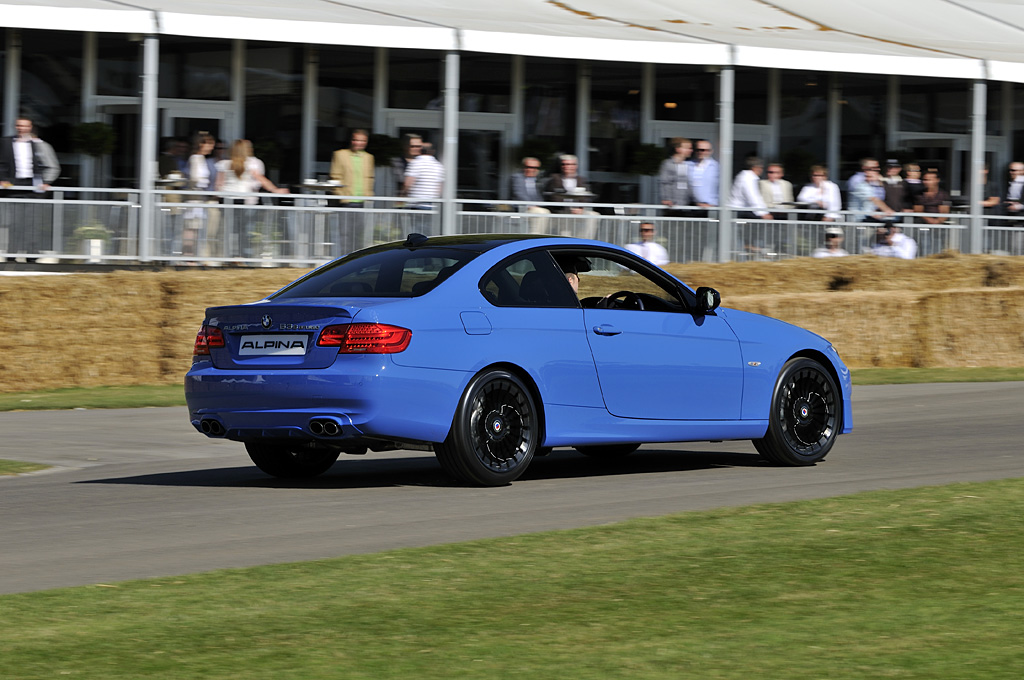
[270,246,479,299]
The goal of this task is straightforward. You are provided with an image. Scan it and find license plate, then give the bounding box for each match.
[238,334,308,356]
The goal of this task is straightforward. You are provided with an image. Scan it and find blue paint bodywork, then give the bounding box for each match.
[185,235,852,454]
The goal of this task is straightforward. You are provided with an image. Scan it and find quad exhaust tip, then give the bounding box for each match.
[309,418,342,437]
[200,418,226,436]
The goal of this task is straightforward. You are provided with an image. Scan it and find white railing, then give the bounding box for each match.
[2,187,1023,266]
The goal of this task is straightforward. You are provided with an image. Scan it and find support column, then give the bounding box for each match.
[4,29,21,136]
[766,68,780,161]
[301,47,318,181]
[717,57,735,263]
[827,74,841,183]
[231,39,245,142]
[886,75,899,152]
[441,49,460,236]
[969,77,987,254]
[81,33,98,187]
[576,62,591,174]
[139,29,159,262]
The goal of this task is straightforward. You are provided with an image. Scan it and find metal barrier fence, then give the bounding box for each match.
[2,188,1022,266]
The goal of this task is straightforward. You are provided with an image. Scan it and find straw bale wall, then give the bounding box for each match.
[1,254,1022,392]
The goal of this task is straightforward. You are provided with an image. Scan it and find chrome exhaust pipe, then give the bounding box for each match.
[200,419,225,436]
[309,420,325,435]
[322,421,340,436]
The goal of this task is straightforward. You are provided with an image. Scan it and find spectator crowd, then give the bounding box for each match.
[9,120,1024,264]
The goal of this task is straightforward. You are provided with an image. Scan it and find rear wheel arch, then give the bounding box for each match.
[444,362,547,445]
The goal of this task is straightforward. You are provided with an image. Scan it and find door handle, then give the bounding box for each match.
[592,324,621,336]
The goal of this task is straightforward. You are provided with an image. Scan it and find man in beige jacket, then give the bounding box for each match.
[330,129,375,202]
[329,129,375,252]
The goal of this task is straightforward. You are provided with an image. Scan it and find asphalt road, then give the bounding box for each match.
[2,382,1023,595]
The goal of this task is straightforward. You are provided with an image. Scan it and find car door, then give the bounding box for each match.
[573,250,744,421]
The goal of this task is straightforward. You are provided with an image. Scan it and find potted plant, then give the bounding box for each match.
[72,223,112,263]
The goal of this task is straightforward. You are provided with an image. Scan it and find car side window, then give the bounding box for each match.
[572,252,686,313]
[480,251,579,308]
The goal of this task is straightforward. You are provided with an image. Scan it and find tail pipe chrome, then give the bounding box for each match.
[309,417,343,437]
[199,418,226,437]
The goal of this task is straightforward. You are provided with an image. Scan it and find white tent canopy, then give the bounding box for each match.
[5,0,1024,81]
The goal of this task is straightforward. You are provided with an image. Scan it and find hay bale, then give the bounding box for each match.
[1,259,1022,392]
[727,292,923,368]
[667,253,1024,297]
[915,288,1024,367]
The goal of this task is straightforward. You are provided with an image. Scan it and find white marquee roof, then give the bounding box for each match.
[5,0,1024,82]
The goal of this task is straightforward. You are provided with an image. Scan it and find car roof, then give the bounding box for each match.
[387,233,559,253]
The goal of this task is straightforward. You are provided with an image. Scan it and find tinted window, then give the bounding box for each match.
[481,250,579,308]
[271,246,477,298]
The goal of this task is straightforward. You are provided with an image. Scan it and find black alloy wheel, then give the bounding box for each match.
[434,369,539,486]
[753,357,840,466]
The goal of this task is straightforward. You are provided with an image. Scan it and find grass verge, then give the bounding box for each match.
[0,367,1022,413]
[2,478,1023,679]
[0,459,49,476]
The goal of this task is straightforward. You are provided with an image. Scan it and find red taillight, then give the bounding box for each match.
[317,323,412,354]
[193,325,225,356]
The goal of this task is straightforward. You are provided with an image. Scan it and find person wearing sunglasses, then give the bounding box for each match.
[510,157,551,233]
[688,141,719,215]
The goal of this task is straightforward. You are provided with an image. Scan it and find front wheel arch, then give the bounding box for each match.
[753,356,841,466]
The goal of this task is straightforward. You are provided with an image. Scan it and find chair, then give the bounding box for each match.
[518,270,549,304]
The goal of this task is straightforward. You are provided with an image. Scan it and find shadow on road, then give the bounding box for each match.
[77,448,768,490]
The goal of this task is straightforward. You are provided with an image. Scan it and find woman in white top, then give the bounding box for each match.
[180,133,218,258]
[797,165,842,222]
[216,140,288,258]
[216,139,287,203]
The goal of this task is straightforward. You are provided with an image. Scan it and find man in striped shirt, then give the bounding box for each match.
[403,142,445,210]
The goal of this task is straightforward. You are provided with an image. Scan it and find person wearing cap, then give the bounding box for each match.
[812,227,849,258]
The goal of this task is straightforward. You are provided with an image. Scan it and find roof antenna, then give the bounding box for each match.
[404,233,429,247]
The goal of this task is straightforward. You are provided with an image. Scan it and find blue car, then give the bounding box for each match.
[186,234,852,486]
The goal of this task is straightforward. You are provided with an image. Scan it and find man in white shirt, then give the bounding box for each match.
[1,116,61,263]
[729,157,772,220]
[625,222,670,266]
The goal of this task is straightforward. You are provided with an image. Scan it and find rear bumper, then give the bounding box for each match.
[184,355,467,444]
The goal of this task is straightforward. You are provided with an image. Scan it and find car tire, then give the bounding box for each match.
[574,444,640,458]
[434,369,539,486]
[245,442,341,478]
[753,357,840,466]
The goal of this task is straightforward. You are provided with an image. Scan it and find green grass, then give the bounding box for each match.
[0,367,1021,413]
[0,384,187,412]
[0,459,49,475]
[2,478,1022,679]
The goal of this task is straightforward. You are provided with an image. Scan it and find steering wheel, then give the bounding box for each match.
[596,290,644,310]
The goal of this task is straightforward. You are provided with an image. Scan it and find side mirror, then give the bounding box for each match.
[695,286,721,314]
